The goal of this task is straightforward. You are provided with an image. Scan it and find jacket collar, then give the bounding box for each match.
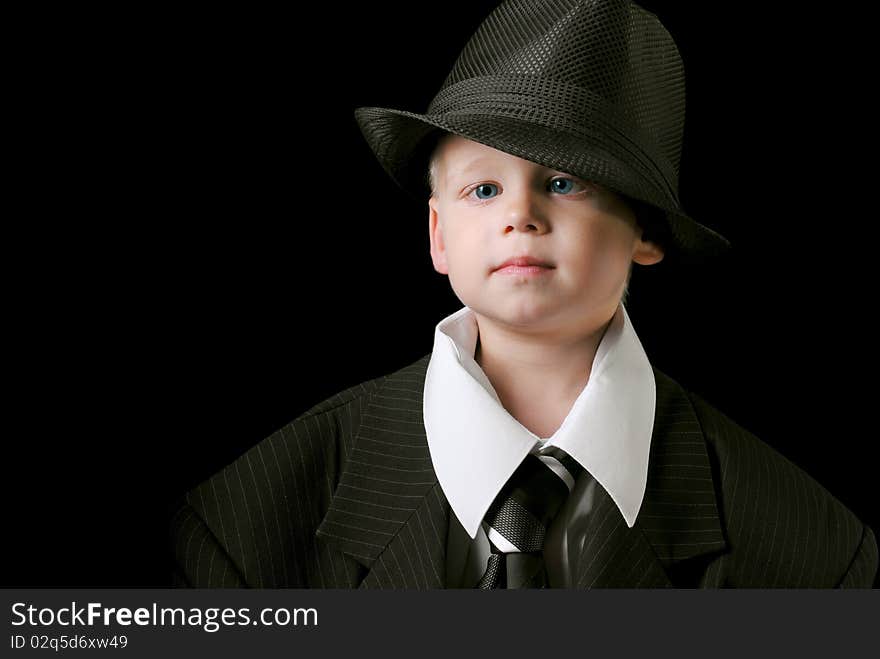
[315,354,727,588]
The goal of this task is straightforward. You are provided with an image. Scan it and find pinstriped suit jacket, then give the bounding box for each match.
[170,353,878,588]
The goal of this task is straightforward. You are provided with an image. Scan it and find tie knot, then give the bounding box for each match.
[482,448,584,554]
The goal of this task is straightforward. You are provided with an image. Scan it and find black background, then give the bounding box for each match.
[7,2,877,587]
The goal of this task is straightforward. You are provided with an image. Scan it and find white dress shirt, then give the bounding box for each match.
[422,301,657,587]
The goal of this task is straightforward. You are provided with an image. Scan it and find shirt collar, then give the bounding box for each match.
[422,302,656,539]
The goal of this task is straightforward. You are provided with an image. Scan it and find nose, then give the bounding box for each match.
[500,185,549,235]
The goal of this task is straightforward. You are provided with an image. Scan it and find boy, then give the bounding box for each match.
[170,0,877,588]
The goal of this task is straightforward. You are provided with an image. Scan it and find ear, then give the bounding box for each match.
[428,196,449,275]
[631,229,665,266]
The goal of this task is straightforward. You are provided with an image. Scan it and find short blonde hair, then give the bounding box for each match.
[426,133,448,198]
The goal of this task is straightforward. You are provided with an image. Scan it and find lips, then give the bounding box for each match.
[493,256,555,272]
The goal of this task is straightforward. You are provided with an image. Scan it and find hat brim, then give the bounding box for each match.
[354,105,732,264]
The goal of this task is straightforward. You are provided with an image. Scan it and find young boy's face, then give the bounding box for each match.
[428,134,664,334]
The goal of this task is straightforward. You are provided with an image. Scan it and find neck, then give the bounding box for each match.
[473,309,616,438]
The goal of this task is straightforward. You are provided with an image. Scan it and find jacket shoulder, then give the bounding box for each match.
[680,383,876,587]
[296,372,389,419]
[294,350,430,419]
[170,354,431,588]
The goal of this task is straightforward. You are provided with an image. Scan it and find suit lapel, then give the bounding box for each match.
[573,366,728,587]
[316,355,728,589]
[315,355,449,588]
[570,482,672,588]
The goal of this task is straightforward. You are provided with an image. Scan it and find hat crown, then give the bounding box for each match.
[430,0,686,177]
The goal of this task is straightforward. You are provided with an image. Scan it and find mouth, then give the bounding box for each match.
[492,256,555,276]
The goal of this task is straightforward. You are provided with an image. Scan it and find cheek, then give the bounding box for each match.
[442,236,479,288]
[445,226,483,269]
[443,236,485,301]
[565,224,632,280]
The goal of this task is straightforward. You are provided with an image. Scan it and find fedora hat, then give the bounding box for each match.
[354,0,732,264]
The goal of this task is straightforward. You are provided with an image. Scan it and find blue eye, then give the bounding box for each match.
[550,178,577,194]
[473,183,499,200]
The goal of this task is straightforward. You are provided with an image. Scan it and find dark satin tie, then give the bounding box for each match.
[476,447,584,588]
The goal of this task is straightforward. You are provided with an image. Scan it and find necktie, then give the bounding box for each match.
[475,447,584,588]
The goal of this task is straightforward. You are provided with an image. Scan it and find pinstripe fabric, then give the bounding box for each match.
[170,353,878,588]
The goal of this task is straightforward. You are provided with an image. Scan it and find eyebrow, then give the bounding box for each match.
[444,157,496,183]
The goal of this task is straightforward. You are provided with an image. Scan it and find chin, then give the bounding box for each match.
[487,299,561,328]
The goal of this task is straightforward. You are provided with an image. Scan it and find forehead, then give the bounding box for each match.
[437,134,516,165]
[436,134,546,180]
